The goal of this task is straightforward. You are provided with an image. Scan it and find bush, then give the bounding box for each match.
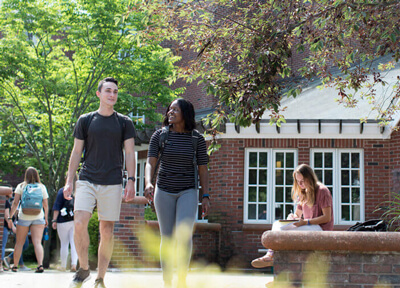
[88,210,99,266]
[144,206,157,221]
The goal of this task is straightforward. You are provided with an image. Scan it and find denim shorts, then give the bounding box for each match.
[17,218,46,227]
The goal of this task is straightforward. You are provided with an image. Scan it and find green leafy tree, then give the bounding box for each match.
[0,0,182,192]
[136,0,400,132]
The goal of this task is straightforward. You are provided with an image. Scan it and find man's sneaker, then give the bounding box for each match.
[94,278,106,288]
[69,268,91,288]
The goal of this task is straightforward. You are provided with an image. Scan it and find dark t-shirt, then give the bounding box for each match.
[52,188,74,223]
[73,111,136,185]
[148,129,208,192]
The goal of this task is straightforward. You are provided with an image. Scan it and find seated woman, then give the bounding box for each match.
[251,163,334,268]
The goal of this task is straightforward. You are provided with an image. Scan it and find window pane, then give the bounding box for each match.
[341,188,350,203]
[249,187,257,202]
[286,153,294,168]
[249,169,257,185]
[248,204,256,219]
[259,152,268,167]
[275,187,283,202]
[325,153,333,168]
[285,187,292,202]
[259,169,267,185]
[351,153,360,168]
[137,163,141,176]
[341,170,350,185]
[258,204,267,220]
[341,153,350,168]
[259,187,267,202]
[275,204,283,219]
[351,170,360,186]
[136,178,140,192]
[341,205,350,221]
[285,170,294,185]
[324,170,333,185]
[352,205,360,221]
[315,169,323,181]
[249,152,257,167]
[314,153,323,168]
[276,153,284,168]
[276,170,284,185]
[285,204,295,218]
[352,188,360,203]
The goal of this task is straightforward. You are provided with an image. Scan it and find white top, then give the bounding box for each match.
[15,182,49,221]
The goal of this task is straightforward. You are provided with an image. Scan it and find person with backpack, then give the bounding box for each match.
[51,174,78,272]
[8,167,49,273]
[144,98,210,288]
[63,77,136,288]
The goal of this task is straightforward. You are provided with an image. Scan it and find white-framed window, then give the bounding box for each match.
[136,158,146,196]
[311,149,364,224]
[244,149,297,224]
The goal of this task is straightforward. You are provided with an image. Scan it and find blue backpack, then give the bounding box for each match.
[21,183,43,215]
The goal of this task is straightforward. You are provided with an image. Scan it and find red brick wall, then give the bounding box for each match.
[206,136,394,267]
[273,250,400,287]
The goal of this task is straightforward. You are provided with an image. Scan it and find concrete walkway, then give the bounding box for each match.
[0,269,273,288]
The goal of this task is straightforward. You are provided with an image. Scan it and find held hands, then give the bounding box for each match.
[144,183,154,202]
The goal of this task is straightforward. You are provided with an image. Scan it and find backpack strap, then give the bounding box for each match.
[82,112,96,162]
[151,126,169,185]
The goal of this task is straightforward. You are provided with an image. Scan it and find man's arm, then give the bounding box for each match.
[123,137,136,202]
[64,138,84,200]
[0,186,12,197]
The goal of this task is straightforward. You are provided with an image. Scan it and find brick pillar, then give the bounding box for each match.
[111,201,157,268]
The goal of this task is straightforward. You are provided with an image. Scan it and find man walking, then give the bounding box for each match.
[64,77,136,288]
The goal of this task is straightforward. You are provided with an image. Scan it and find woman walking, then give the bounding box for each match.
[9,167,49,273]
[144,98,210,288]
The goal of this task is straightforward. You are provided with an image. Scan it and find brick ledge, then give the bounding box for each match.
[262,231,400,252]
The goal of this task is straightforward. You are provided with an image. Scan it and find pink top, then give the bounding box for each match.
[297,184,334,231]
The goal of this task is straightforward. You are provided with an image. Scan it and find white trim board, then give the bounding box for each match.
[218,122,392,140]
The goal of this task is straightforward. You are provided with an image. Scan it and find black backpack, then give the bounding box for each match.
[347,219,387,232]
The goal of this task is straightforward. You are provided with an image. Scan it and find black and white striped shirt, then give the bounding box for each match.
[148,129,208,193]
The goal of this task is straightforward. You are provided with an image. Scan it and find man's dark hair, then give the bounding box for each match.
[98,77,118,92]
[163,98,196,131]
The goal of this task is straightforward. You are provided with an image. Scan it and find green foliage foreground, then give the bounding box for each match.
[0,0,182,194]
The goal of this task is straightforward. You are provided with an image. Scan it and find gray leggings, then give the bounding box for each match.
[154,187,198,283]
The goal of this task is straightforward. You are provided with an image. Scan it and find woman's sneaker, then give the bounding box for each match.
[69,268,91,288]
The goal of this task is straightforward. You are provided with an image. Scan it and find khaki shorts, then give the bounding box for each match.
[74,180,123,221]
